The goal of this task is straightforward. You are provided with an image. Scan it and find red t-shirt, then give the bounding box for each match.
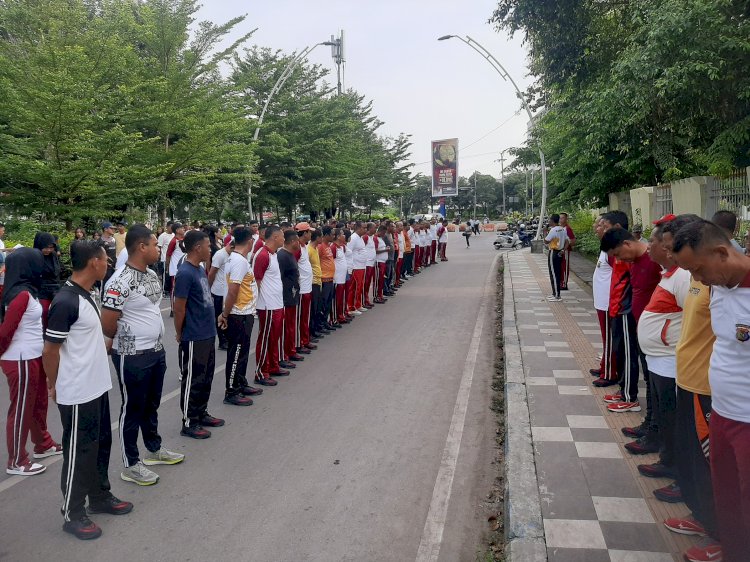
[630,251,662,323]
[609,260,631,318]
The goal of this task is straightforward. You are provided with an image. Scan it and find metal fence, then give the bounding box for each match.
[710,168,750,219]
[654,183,673,217]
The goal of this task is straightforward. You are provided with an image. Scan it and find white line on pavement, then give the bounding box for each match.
[415,253,498,562]
[0,359,237,495]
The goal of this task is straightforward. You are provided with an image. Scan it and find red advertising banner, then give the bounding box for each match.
[431,138,459,197]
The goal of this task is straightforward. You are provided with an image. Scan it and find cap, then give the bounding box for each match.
[101,221,113,229]
[295,222,311,232]
[653,214,676,226]
[115,220,127,227]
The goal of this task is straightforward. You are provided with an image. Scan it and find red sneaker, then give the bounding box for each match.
[607,401,642,413]
[603,392,623,403]
[664,516,706,536]
[683,537,722,562]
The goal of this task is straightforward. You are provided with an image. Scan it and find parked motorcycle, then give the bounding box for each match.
[494,231,524,250]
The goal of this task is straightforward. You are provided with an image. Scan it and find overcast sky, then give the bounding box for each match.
[197,0,533,181]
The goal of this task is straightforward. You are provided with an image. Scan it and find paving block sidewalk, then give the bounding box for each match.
[504,250,694,562]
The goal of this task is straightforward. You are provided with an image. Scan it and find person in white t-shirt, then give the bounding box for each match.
[208,242,232,350]
[156,222,174,294]
[429,219,438,264]
[672,219,750,562]
[419,225,429,268]
[590,216,617,384]
[544,214,569,301]
[253,226,287,385]
[363,222,377,307]
[44,240,133,540]
[294,223,316,352]
[438,219,449,262]
[347,222,367,313]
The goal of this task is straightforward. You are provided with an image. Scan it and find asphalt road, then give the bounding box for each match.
[0,232,500,562]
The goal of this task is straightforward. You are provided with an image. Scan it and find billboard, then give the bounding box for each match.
[431,138,458,197]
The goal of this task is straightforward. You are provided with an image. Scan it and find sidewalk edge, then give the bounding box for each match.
[502,254,547,562]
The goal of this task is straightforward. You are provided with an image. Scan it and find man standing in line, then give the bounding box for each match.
[254,226,289,386]
[409,222,421,275]
[383,222,396,295]
[208,240,231,351]
[156,221,173,296]
[248,220,260,245]
[711,210,745,254]
[173,230,223,440]
[294,223,316,352]
[673,220,750,562]
[347,222,367,315]
[277,230,305,366]
[374,225,389,303]
[165,222,185,317]
[393,222,404,286]
[218,227,259,406]
[317,226,337,330]
[544,213,568,302]
[44,240,133,540]
[590,216,618,387]
[438,219,449,262]
[363,222,377,308]
[100,222,117,295]
[101,225,184,486]
[429,218,438,265]
[402,222,413,278]
[559,212,576,290]
[308,229,326,337]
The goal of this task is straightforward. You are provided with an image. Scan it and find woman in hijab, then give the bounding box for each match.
[33,232,61,326]
[0,248,62,475]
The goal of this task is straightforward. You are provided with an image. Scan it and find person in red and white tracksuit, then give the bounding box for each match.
[0,248,61,475]
[347,222,367,314]
[429,219,438,264]
[332,230,349,324]
[254,226,287,386]
[409,223,420,274]
[294,223,316,354]
[438,219,449,261]
[419,226,430,268]
[277,231,304,367]
[363,223,376,307]
[374,225,389,303]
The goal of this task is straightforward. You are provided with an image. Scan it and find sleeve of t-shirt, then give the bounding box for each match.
[0,291,30,356]
[228,256,247,284]
[101,272,127,312]
[45,292,79,344]
[173,267,192,300]
[331,244,338,259]
[544,229,554,242]
[673,268,692,309]
[166,237,177,259]
[294,249,302,261]
[253,249,270,283]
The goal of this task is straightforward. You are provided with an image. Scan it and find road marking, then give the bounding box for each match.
[0,358,238,495]
[415,253,498,562]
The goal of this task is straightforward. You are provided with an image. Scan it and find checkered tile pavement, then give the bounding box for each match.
[505,251,681,562]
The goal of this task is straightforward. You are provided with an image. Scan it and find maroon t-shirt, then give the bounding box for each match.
[630,250,662,323]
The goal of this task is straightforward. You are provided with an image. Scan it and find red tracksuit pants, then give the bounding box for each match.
[334,284,347,322]
[364,266,375,305]
[395,258,403,284]
[430,240,437,263]
[376,262,387,300]
[298,293,312,348]
[255,309,283,379]
[413,247,420,273]
[281,306,297,361]
[2,358,56,469]
[348,269,365,311]
[439,242,447,260]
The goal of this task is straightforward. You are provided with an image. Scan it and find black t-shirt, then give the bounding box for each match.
[277,248,300,308]
[173,261,217,342]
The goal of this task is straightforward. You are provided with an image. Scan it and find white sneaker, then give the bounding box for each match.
[143,447,184,466]
[33,444,63,459]
[6,462,46,476]
[350,310,362,316]
[121,461,159,486]
[546,295,562,302]
[358,307,368,312]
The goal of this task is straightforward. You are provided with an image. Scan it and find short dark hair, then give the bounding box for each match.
[344,229,352,242]
[600,227,635,252]
[283,230,299,244]
[184,230,208,253]
[248,220,259,227]
[711,210,738,234]
[171,222,183,234]
[311,229,321,242]
[660,214,701,237]
[354,221,364,229]
[377,224,387,233]
[70,240,106,271]
[280,221,291,229]
[125,224,153,252]
[233,226,252,246]
[321,225,332,237]
[672,219,731,254]
[549,213,560,224]
[264,225,281,240]
[601,211,629,231]
[559,212,568,218]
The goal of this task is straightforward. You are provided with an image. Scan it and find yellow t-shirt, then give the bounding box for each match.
[308,244,322,286]
[114,232,126,257]
[675,277,714,395]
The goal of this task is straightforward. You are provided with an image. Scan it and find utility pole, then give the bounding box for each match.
[499,151,506,217]
[531,168,535,218]
[329,31,345,95]
[473,172,478,219]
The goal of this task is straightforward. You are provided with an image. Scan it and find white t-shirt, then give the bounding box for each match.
[226,252,257,316]
[419,231,428,248]
[345,243,354,274]
[168,242,185,277]
[210,248,231,297]
[298,243,313,294]
[333,244,347,284]
[397,232,405,258]
[709,274,750,423]
[364,235,376,267]
[44,281,112,406]
[429,225,438,241]
[158,232,174,263]
[408,229,418,249]
[593,251,613,311]
[102,265,164,354]
[1,293,43,361]
[375,236,388,264]
[544,226,568,251]
[115,247,128,271]
[349,233,367,270]
[254,248,284,311]
[438,226,448,244]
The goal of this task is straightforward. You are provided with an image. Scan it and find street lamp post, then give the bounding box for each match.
[248,40,338,220]
[498,147,511,217]
[438,34,548,241]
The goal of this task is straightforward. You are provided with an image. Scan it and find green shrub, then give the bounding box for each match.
[568,211,600,256]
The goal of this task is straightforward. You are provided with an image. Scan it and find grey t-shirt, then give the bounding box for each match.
[383,234,395,261]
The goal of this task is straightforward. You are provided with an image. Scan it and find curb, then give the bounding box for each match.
[501,254,547,562]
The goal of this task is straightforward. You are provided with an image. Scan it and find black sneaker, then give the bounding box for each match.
[87,495,134,516]
[279,361,296,369]
[622,424,648,438]
[180,424,211,439]
[625,435,660,455]
[255,377,278,386]
[223,394,253,406]
[199,414,225,427]
[63,516,103,540]
[240,385,263,396]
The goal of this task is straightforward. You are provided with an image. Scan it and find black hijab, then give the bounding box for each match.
[3,247,43,307]
[33,232,62,300]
